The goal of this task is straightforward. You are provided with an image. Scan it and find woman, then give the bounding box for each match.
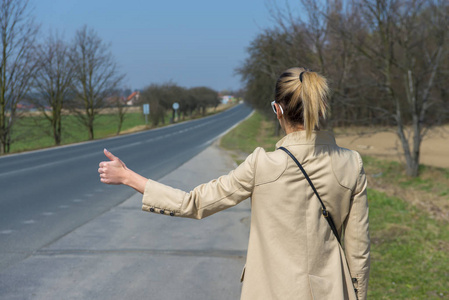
[98,67,370,300]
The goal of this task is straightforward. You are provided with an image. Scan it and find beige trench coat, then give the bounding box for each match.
[142,131,370,300]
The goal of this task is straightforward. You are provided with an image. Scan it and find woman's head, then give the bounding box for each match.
[274,67,329,139]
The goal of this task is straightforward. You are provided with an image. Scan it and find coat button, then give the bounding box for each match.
[160,209,165,214]
[170,212,174,216]
[352,278,358,283]
[149,208,154,212]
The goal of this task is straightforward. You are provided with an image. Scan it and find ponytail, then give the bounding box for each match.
[275,67,329,139]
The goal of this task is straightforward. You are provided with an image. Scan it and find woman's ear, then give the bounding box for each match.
[276,103,283,120]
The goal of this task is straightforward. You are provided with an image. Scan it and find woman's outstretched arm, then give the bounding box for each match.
[99,147,258,219]
[98,149,148,194]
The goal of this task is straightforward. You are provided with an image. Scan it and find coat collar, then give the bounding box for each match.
[275,130,337,149]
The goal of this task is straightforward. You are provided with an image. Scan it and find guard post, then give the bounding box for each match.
[143,103,150,125]
[172,102,179,123]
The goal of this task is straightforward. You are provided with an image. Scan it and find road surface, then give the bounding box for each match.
[0,103,253,271]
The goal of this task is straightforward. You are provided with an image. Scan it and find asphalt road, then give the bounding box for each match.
[0,103,253,271]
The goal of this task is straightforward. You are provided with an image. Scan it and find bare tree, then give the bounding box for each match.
[347,0,449,176]
[32,33,73,145]
[0,0,39,154]
[112,90,128,135]
[69,26,124,140]
[240,0,448,177]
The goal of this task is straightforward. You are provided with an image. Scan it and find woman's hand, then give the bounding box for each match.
[98,149,129,185]
[98,149,148,193]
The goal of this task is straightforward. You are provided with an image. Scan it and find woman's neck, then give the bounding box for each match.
[282,120,305,134]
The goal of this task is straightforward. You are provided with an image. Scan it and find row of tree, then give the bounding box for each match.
[238,0,449,177]
[0,0,222,154]
[140,83,220,127]
[0,0,123,153]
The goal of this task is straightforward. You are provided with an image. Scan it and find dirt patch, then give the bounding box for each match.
[333,125,449,222]
[372,224,411,245]
[368,175,449,221]
[119,125,150,134]
[334,125,449,169]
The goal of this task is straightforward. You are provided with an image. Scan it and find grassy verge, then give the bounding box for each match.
[8,104,233,154]
[362,156,449,197]
[220,111,449,299]
[362,156,449,222]
[10,112,147,153]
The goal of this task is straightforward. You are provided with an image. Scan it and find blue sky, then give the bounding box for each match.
[30,0,295,92]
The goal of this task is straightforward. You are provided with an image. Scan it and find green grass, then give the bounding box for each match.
[361,156,449,201]
[8,104,234,154]
[220,111,449,299]
[368,189,449,299]
[10,113,148,153]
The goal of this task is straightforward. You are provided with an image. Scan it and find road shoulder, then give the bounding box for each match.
[0,142,251,300]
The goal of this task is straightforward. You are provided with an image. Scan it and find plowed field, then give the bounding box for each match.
[335,125,449,168]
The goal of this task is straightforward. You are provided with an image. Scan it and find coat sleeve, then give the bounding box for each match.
[344,153,370,300]
[141,148,260,219]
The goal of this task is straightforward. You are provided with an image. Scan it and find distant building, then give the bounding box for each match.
[16,101,36,111]
[126,91,140,105]
[220,95,234,104]
[104,95,126,106]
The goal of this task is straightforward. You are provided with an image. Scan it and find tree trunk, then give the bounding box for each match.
[404,122,420,178]
[0,94,4,155]
[52,121,59,146]
[116,117,123,135]
[88,125,94,140]
[396,120,420,177]
[0,121,11,154]
[408,115,422,178]
[0,128,5,155]
[88,116,94,140]
[5,133,11,153]
[0,137,5,154]
[52,109,62,146]
[405,154,419,178]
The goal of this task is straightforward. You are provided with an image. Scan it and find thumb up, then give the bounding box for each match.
[98,149,128,185]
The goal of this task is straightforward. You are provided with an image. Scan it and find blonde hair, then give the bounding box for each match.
[274,67,329,139]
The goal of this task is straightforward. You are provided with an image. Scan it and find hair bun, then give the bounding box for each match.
[299,68,312,82]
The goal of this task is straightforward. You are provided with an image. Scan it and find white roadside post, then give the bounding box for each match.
[172,102,179,123]
[143,103,150,125]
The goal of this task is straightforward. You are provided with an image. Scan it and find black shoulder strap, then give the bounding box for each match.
[278,146,341,244]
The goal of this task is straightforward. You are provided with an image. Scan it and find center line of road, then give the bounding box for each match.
[0,108,245,178]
